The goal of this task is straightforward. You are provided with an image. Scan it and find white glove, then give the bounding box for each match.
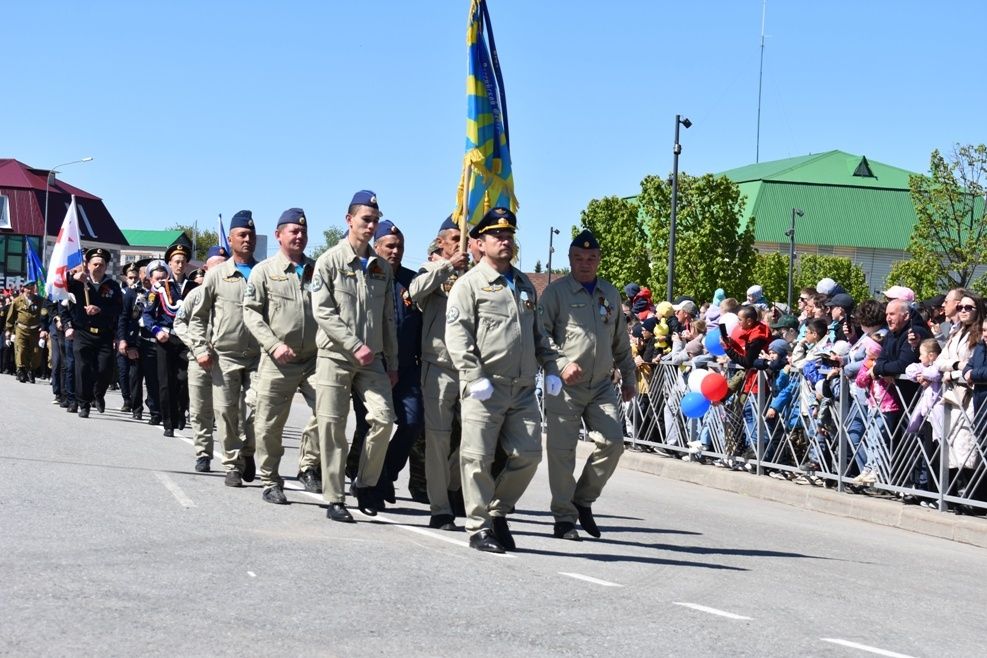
[468,377,494,401]
[545,374,563,396]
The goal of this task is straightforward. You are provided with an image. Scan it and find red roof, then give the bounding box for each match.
[0,158,126,245]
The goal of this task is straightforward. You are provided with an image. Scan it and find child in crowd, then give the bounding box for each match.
[963,319,987,435]
[852,335,902,485]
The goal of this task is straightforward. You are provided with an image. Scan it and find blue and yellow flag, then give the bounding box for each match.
[455,0,518,228]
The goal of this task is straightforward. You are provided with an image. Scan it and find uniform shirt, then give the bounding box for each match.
[391,264,423,374]
[67,275,122,335]
[142,280,183,339]
[186,259,260,366]
[311,238,398,367]
[117,285,145,344]
[409,258,461,371]
[4,294,47,332]
[445,260,559,386]
[242,251,318,362]
[172,285,210,361]
[540,274,634,388]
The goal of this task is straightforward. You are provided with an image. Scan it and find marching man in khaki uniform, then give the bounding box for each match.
[4,280,48,383]
[409,216,470,531]
[243,208,322,505]
[445,208,560,553]
[173,247,229,472]
[312,190,398,522]
[187,211,261,488]
[540,229,637,541]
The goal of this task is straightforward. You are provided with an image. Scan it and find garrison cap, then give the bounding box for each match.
[770,314,800,330]
[468,207,517,239]
[277,207,307,228]
[439,215,459,232]
[123,263,138,275]
[164,244,191,262]
[570,229,600,250]
[350,190,379,210]
[230,210,255,231]
[23,279,37,287]
[374,219,402,241]
[86,247,112,262]
[205,245,228,259]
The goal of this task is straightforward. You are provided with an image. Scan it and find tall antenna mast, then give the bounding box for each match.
[755,0,766,162]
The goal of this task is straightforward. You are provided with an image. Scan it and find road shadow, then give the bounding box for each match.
[515,546,748,571]
[511,516,702,537]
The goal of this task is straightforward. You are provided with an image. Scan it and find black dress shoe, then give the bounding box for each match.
[120,403,132,413]
[298,469,322,493]
[242,455,256,483]
[194,457,211,473]
[449,488,466,517]
[132,409,143,421]
[326,503,355,523]
[553,522,582,541]
[78,406,90,419]
[429,514,460,531]
[354,486,378,516]
[148,414,162,426]
[382,479,396,504]
[409,488,430,505]
[575,503,601,538]
[27,371,36,383]
[67,402,78,413]
[225,470,243,488]
[469,529,505,553]
[95,396,105,413]
[163,428,175,438]
[60,399,70,408]
[262,486,289,505]
[491,516,516,551]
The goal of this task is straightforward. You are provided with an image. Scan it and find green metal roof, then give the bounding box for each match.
[719,150,916,190]
[121,229,187,248]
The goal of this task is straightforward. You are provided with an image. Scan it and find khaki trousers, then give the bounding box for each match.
[187,359,214,459]
[212,359,256,473]
[253,354,321,488]
[545,378,624,524]
[422,362,463,516]
[14,328,40,370]
[460,381,542,535]
[316,355,395,503]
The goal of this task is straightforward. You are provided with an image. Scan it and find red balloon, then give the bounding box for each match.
[700,372,729,402]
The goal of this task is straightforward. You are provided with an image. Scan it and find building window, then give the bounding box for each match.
[0,195,10,230]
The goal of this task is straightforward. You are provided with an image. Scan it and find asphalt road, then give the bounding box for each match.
[1,375,985,657]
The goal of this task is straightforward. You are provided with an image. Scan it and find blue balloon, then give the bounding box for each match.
[705,330,726,357]
[681,392,711,418]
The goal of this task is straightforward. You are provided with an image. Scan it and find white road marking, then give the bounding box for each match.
[154,472,196,508]
[820,638,916,658]
[672,602,751,620]
[558,572,623,587]
[247,571,257,578]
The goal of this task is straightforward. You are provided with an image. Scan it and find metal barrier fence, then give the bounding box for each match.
[619,363,987,516]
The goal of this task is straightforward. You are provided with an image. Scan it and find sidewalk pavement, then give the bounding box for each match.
[575,440,987,550]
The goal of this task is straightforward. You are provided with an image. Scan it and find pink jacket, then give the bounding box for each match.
[855,364,903,413]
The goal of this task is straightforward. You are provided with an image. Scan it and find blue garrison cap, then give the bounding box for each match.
[374,219,402,242]
[230,210,255,231]
[350,190,379,209]
[24,279,37,287]
[439,215,459,231]
[277,207,307,227]
[571,229,600,250]
[205,245,228,259]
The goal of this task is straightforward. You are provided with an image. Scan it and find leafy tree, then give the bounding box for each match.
[751,252,789,303]
[888,144,987,296]
[533,260,543,273]
[577,196,650,290]
[311,226,347,259]
[168,223,217,262]
[637,172,756,302]
[796,254,870,302]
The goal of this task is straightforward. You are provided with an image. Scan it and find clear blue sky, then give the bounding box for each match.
[4,1,985,268]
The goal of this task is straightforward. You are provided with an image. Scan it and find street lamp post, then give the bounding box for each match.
[667,114,691,303]
[42,157,94,266]
[786,208,804,309]
[546,226,561,285]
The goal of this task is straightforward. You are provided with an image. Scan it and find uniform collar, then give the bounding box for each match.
[476,259,515,285]
[273,251,313,273]
[565,274,596,294]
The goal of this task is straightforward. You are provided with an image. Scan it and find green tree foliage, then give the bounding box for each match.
[533,260,543,273]
[637,173,756,302]
[577,196,650,290]
[796,254,870,301]
[311,226,347,259]
[751,252,789,303]
[168,224,217,262]
[887,144,987,295]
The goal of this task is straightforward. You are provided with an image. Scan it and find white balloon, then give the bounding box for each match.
[688,368,712,393]
[721,312,740,334]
